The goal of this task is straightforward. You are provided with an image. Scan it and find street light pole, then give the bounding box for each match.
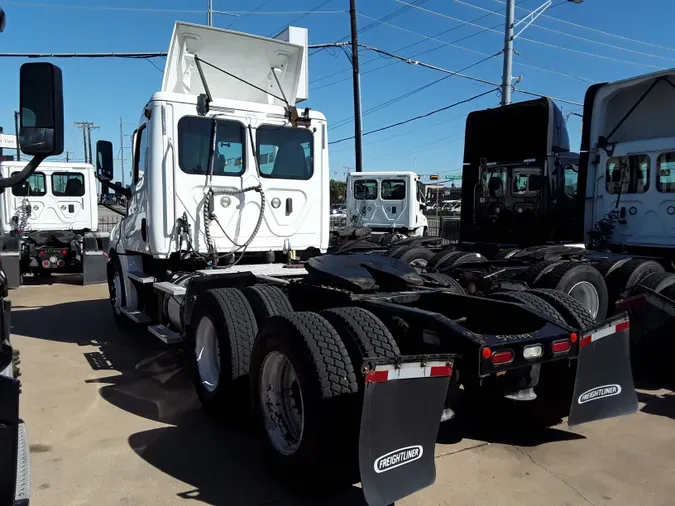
[349,0,364,172]
[207,0,213,26]
[500,0,515,106]
[500,0,582,106]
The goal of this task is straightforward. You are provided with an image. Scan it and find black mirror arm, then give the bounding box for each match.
[96,175,132,198]
[0,154,47,188]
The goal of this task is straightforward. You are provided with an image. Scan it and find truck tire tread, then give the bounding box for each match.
[421,272,466,294]
[520,260,565,287]
[494,248,521,260]
[242,284,293,327]
[491,291,566,324]
[397,246,435,267]
[605,258,665,311]
[190,287,258,417]
[430,250,482,270]
[527,288,596,330]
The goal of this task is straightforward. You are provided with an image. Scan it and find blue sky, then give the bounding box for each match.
[1,0,674,184]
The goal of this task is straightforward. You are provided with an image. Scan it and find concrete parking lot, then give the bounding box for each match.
[9,280,675,505]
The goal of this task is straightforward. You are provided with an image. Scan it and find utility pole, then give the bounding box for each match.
[75,121,90,162]
[500,0,515,106]
[501,0,582,106]
[349,0,364,172]
[86,123,99,165]
[13,110,20,161]
[207,0,213,26]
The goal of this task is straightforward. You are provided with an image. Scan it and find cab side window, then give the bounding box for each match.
[606,154,649,194]
[133,124,149,183]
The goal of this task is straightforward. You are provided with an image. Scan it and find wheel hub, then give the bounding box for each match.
[111,272,122,314]
[568,281,600,319]
[195,316,221,393]
[259,350,304,456]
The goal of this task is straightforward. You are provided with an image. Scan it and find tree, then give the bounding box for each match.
[330,179,346,204]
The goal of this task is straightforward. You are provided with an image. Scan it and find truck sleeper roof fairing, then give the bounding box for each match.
[460,98,571,244]
[162,22,306,106]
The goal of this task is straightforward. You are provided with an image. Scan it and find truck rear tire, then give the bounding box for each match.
[189,288,258,418]
[320,307,400,382]
[494,248,521,260]
[386,244,410,258]
[520,260,565,287]
[396,246,435,271]
[490,291,565,324]
[526,288,596,330]
[593,258,631,278]
[421,272,465,294]
[250,312,358,482]
[241,284,293,328]
[605,259,666,314]
[628,271,675,296]
[535,263,608,320]
[430,251,483,270]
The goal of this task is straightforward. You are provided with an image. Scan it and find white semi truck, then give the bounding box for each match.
[346,171,427,236]
[96,21,639,506]
[0,161,107,287]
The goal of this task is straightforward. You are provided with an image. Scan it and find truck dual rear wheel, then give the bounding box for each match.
[396,246,435,272]
[604,259,665,315]
[320,307,400,382]
[490,291,565,325]
[535,263,608,320]
[189,288,258,418]
[241,284,293,327]
[250,312,358,481]
[526,288,596,330]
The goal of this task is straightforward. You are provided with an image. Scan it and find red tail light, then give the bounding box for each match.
[552,340,571,354]
[61,249,67,255]
[491,350,514,365]
[41,260,50,268]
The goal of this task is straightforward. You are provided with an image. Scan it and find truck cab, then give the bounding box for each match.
[346,171,427,237]
[460,97,582,247]
[107,23,329,264]
[0,161,98,235]
[581,69,675,257]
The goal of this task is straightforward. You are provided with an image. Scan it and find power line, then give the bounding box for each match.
[395,0,668,70]
[453,0,675,63]
[329,51,500,131]
[227,0,275,28]
[310,0,430,56]
[5,1,218,14]
[267,0,336,37]
[357,43,583,106]
[329,88,498,145]
[495,0,675,54]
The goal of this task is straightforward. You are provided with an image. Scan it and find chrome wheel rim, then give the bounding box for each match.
[409,258,428,273]
[259,350,304,456]
[195,316,220,393]
[568,281,600,318]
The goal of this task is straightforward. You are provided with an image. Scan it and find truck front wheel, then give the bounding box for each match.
[108,256,133,331]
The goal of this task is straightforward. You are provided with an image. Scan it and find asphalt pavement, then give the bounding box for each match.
[9,280,675,506]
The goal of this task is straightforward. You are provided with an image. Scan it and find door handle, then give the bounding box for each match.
[286,198,293,215]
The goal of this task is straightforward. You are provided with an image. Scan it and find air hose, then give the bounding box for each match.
[203,184,266,265]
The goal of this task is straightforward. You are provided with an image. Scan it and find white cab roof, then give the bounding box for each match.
[349,171,418,178]
[162,22,306,107]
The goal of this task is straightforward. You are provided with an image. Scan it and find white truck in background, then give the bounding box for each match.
[346,171,427,237]
[0,161,108,287]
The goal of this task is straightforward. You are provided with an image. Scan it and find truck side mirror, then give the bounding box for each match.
[96,140,114,181]
[19,62,64,156]
[0,8,6,33]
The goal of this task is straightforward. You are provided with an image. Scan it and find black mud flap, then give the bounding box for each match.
[568,314,638,427]
[0,374,20,506]
[359,356,453,506]
[83,252,108,285]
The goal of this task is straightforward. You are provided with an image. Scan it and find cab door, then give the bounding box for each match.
[380,178,408,228]
[121,123,150,253]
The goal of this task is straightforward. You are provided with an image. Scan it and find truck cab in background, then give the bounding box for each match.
[460,97,582,251]
[0,162,107,288]
[346,171,427,237]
